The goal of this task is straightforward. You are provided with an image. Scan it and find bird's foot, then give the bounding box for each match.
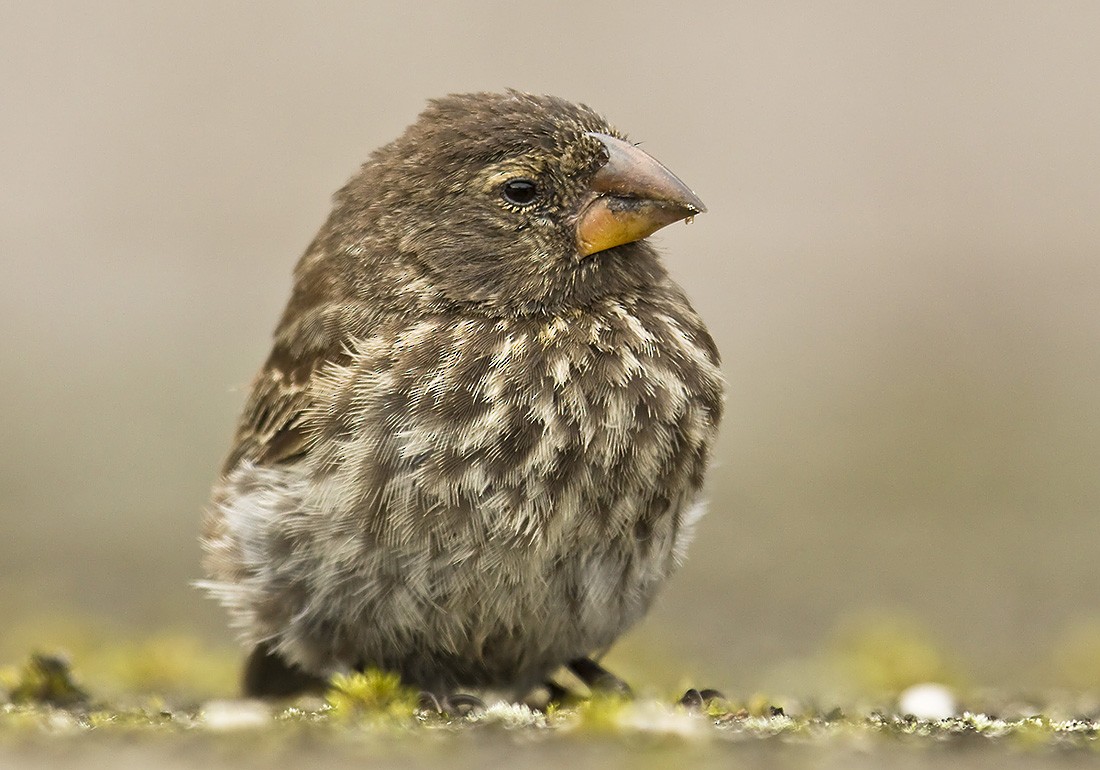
[531,658,634,709]
[678,688,726,710]
[417,691,486,717]
[567,657,633,698]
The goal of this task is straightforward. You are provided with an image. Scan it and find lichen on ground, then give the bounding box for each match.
[5,612,1100,769]
[3,650,1100,757]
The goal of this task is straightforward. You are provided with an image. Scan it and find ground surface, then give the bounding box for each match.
[3,652,1100,770]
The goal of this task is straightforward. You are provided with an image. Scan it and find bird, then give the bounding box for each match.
[199,90,724,703]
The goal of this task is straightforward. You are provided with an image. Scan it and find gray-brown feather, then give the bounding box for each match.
[204,295,720,693]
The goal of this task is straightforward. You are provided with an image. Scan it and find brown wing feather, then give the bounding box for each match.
[221,234,372,472]
[223,364,313,471]
[222,337,343,472]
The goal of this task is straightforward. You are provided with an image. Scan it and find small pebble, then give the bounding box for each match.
[898,683,957,720]
[200,699,271,730]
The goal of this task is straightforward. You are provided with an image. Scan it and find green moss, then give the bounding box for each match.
[324,669,419,723]
[4,653,89,707]
[564,692,636,733]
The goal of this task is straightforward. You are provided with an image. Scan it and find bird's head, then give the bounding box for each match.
[330,91,705,315]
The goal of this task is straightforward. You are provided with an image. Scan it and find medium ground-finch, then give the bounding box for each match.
[201,91,724,701]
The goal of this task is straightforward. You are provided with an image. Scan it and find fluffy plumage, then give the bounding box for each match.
[201,91,724,699]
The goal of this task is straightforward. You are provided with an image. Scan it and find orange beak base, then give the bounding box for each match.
[575,132,706,257]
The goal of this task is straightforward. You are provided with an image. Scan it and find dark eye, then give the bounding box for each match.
[501,178,539,206]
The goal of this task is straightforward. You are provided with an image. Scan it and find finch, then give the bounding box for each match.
[200,91,724,701]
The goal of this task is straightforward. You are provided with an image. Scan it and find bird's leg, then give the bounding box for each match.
[242,641,329,699]
[541,680,571,705]
[567,657,633,697]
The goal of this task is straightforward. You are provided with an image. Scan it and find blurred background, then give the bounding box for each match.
[2,1,1099,698]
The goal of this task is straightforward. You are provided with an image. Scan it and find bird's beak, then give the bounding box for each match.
[575,132,706,257]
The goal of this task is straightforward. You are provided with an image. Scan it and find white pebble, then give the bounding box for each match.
[200,699,271,730]
[898,683,957,720]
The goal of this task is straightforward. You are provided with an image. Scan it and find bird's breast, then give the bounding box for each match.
[304,298,723,550]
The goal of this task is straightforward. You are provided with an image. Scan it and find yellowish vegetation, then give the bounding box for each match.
[325,669,419,723]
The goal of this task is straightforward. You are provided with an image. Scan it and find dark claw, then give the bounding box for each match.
[417,691,444,713]
[567,657,633,697]
[416,691,484,716]
[679,688,704,709]
[678,687,727,710]
[443,693,486,717]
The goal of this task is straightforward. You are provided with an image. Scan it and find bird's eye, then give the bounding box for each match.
[501,178,539,206]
